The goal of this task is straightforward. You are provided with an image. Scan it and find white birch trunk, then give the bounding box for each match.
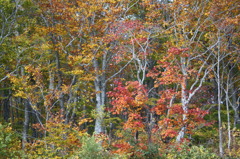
[176,57,188,142]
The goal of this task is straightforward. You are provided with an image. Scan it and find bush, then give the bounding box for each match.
[0,123,22,158]
[25,117,83,158]
[71,135,127,159]
[166,144,218,159]
[77,135,104,159]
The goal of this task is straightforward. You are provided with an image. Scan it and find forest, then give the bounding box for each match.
[0,0,239,158]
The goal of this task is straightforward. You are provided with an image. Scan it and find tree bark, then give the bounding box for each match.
[93,58,106,134]
[3,88,10,122]
[217,41,223,157]
[230,80,240,128]
[176,57,188,142]
[22,99,30,149]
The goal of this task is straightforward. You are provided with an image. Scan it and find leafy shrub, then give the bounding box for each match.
[71,135,128,159]
[75,135,105,159]
[140,143,161,159]
[166,144,218,159]
[0,123,22,158]
[25,116,84,158]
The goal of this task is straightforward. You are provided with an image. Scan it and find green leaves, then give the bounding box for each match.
[0,123,22,158]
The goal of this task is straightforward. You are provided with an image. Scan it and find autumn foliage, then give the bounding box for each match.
[0,0,239,158]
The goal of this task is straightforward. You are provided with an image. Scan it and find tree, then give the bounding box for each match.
[0,0,239,158]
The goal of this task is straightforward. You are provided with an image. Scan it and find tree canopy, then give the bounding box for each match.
[0,0,239,158]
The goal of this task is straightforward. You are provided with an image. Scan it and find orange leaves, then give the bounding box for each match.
[152,103,167,115]
[148,47,190,87]
[157,66,182,85]
[123,113,144,132]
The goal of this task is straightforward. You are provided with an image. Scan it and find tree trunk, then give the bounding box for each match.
[94,79,106,134]
[3,88,10,122]
[176,57,188,142]
[226,92,231,150]
[55,50,64,114]
[22,99,30,149]
[231,84,239,128]
[93,58,106,134]
[217,44,223,157]
[176,95,188,142]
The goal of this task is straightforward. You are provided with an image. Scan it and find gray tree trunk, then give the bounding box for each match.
[22,99,30,149]
[230,82,239,128]
[93,57,106,134]
[217,42,223,157]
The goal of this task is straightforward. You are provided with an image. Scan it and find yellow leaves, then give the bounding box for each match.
[69,69,84,75]
[14,90,27,99]
[26,115,85,158]
[163,20,169,28]
[78,118,93,126]
[204,11,210,16]
[40,43,51,50]
[61,84,70,94]
[80,54,93,63]
[9,75,28,98]
[24,65,32,73]
[103,0,119,3]
[34,26,49,36]
[79,74,95,81]
[8,65,45,102]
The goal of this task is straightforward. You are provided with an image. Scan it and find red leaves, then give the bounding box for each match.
[108,80,148,132]
[112,141,134,155]
[147,48,190,87]
[168,47,189,55]
[187,108,209,122]
[162,129,178,138]
[108,80,148,114]
[108,79,211,140]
